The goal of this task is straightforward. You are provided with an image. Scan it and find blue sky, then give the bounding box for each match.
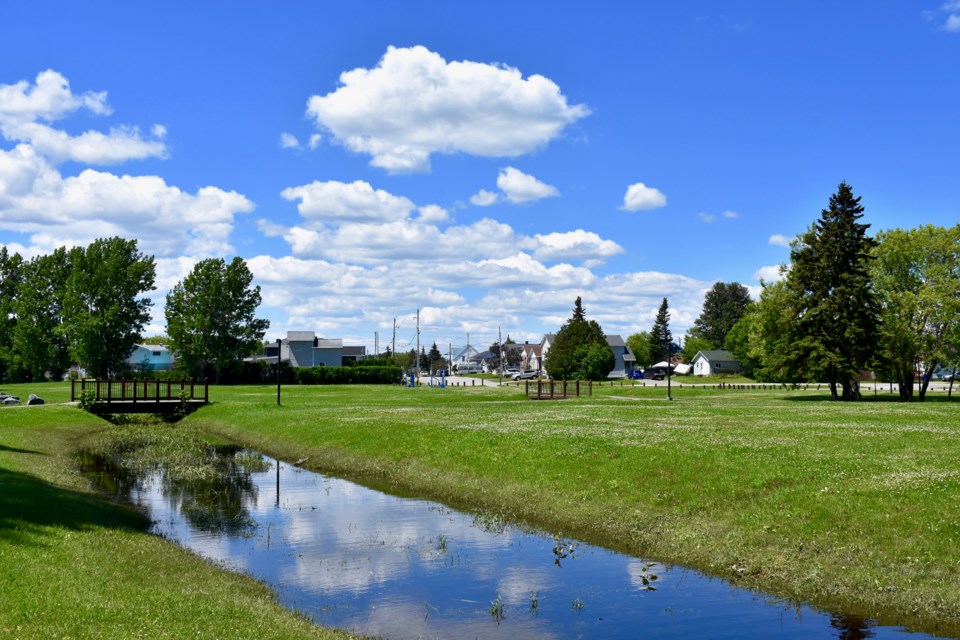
[1,2,958,354]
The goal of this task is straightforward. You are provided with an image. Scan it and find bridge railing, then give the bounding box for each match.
[70,378,208,404]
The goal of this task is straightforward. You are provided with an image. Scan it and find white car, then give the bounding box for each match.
[511,370,538,380]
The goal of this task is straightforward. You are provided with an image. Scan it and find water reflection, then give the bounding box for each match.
[80,448,938,640]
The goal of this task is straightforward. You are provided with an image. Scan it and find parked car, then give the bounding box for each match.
[512,370,538,380]
[502,368,522,377]
[630,370,643,380]
[644,370,665,380]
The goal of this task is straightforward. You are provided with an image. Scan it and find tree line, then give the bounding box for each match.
[727,183,959,401]
[548,183,958,401]
[0,238,268,383]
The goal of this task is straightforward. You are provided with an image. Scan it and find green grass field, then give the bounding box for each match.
[2,380,959,637]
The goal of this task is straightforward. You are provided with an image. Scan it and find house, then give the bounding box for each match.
[127,344,174,372]
[605,335,636,378]
[539,334,556,374]
[539,333,636,378]
[521,342,542,372]
[691,350,741,376]
[452,344,480,365]
[262,331,366,368]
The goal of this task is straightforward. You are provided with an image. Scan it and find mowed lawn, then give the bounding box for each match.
[2,380,959,637]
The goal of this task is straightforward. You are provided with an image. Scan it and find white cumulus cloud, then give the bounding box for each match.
[496,166,559,204]
[753,264,786,283]
[280,179,417,225]
[470,189,499,207]
[622,182,667,211]
[305,45,589,173]
[0,145,253,258]
[0,70,167,165]
[530,229,623,263]
[768,234,792,247]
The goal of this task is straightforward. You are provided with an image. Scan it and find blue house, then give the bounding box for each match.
[127,344,175,372]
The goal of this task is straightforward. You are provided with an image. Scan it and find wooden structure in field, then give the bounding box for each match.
[70,378,208,414]
[525,379,591,400]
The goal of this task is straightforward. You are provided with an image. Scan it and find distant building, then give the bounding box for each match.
[127,344,174,372]
[261,331,366,367]
[691,350,741,376]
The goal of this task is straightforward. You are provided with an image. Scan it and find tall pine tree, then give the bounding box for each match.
[689,282,752,348]
[787,182,878,400]
[647,298,672,364]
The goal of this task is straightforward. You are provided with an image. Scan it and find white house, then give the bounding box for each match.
[691,350,741,376]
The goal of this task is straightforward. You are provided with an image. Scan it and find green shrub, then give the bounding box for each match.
[294,365,401,385]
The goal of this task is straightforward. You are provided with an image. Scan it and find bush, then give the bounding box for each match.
[294,365,402,385]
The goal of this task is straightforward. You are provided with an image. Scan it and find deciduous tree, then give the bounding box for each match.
[872,224,960,401]
[63,238,156,378]
[165,257,268,382]
[545,297,614,380]
[0,247,23,382]
[13,248,72,381]
[626,331,652,368]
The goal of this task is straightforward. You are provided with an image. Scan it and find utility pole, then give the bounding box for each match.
[416,309,420,384]
[392,317,396,357]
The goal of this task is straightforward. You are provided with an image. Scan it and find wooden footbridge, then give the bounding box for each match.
[70,378,208,414]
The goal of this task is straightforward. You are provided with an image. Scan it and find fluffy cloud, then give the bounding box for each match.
[279,132,299,149]
[768,234,792,247]
[0,70,167,165]
[0,145,253,258]
[277,179,618,267]
[280,180,417,225]
[621,182,667,211]
[530,230,623,263]
[496,166,559,203]
[470,189,499,207]
[753,264,786,283]
[305,45,589,172]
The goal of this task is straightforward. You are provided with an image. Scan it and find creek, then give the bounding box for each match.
[81,445,941,639]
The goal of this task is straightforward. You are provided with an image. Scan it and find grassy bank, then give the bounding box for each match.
[180,382,960,636]
[0,386,356,640]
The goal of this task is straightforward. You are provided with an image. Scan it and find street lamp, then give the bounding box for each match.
[664,334,672,401]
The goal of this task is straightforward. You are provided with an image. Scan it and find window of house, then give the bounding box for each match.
[152,351,161,357]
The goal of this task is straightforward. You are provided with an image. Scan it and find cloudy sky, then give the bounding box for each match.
[1,2,958,354]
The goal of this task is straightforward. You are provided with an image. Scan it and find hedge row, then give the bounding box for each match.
[294,365,402,385]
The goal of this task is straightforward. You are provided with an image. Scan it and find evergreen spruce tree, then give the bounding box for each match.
[647,298,672,364]
[786,182,878,400]
[689,282,752,348]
